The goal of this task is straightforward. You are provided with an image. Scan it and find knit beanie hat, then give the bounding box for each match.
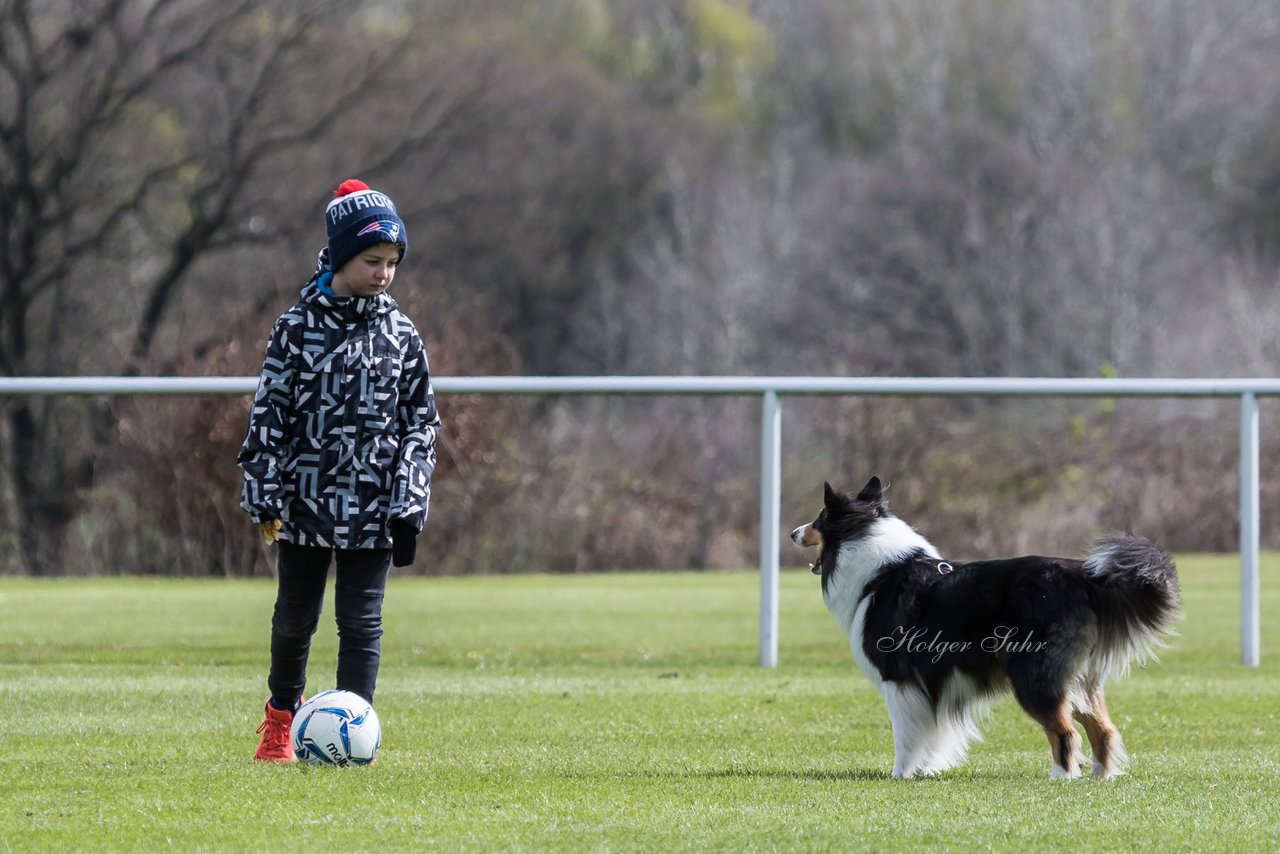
[325,178,408,272]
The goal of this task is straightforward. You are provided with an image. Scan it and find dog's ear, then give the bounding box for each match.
[856,476,884,506]
[823,481,838,506]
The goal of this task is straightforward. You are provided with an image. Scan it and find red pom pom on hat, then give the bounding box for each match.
[333,178,370,198]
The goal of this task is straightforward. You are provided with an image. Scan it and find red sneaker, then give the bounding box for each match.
[253,701,296,762]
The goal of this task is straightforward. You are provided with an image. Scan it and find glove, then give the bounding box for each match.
[390,518,418,567]
[259,519,283,545]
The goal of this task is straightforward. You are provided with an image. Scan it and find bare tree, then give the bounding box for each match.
[0,0,439,572]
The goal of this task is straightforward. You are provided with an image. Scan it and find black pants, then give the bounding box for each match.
[268,542,391,707]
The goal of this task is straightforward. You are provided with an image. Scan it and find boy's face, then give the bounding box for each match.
[331,243,401,297]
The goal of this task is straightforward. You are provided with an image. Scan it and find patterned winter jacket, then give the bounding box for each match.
[238,278,440,550]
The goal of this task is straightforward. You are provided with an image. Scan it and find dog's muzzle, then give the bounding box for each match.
[791,524,823,573]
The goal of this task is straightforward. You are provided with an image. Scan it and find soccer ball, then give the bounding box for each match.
[290,690,381,766]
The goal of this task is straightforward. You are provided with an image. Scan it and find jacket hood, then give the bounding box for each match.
[299,248,397,320]
[299,279,398,321]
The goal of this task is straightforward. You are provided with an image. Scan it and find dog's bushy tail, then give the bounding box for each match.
[1082,534,1181,679]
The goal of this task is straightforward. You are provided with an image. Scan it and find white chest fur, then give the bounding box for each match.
[822,516,940,681]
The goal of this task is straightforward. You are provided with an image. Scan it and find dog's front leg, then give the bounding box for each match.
[884,683,934,779]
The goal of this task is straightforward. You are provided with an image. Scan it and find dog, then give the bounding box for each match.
[791,476,1180,780]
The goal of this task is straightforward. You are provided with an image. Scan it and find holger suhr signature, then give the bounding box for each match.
[877,626,1049,663]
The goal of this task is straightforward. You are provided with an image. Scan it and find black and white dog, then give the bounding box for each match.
[791,477,1180,780]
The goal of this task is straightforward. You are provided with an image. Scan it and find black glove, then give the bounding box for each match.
[389,518,418,567]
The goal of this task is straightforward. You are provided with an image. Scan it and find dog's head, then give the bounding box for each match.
[791,477,889,581]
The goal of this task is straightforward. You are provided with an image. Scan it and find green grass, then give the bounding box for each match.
[3,555,1279,852]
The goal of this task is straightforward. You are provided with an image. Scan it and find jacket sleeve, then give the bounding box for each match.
[389,322,440,532]
[237,317,296,524]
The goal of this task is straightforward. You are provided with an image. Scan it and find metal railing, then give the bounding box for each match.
[2,375,1274,666]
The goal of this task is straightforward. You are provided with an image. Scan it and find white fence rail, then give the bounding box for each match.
[2,375,1274,667]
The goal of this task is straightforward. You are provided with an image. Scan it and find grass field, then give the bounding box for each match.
[3,555,1279,852]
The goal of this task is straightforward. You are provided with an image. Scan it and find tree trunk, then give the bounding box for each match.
[9,402,77,574]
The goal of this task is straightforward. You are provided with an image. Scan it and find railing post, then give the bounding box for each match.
[1240,392,1261,666]
[759,390,781,668]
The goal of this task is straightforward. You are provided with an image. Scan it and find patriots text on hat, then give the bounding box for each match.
[327,190,398,225]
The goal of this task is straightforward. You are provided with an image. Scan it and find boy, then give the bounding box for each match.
[238,179,440,761]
